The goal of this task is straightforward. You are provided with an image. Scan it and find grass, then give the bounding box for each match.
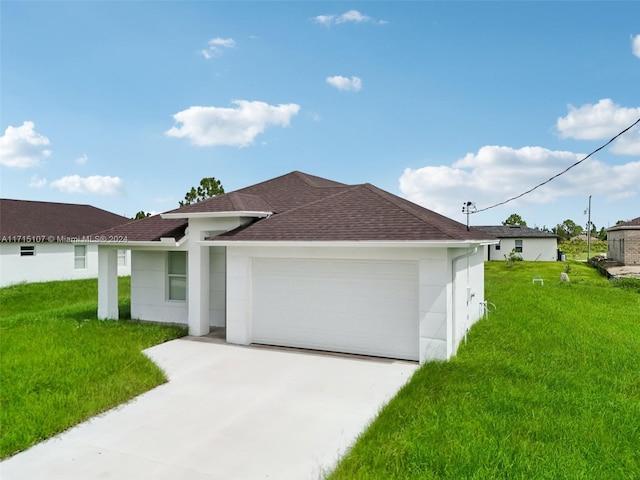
[328,261,640,479]
[0,277,186,459]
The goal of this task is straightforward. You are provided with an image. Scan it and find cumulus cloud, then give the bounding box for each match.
[556,98,640,154]
[313,10,387,27]
[75,153,88,165]
[29,175,47,188]
[165,100,301,147]
[50,175,124,195]
[0,121,51,168]
[632,34,640,58]
[326,75,362,92]
[202,37,235,59]
[399,145,640,221]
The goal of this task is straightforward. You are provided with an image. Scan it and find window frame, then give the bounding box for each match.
[20,245,35,257]
[167,251,187,302]
[74,245,87,269]
[514,239,523,253]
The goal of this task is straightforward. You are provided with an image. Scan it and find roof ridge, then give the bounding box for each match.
[291,171,347,188]
[360,184,467,239]
[254,184,359,219]
[227,191,274,211]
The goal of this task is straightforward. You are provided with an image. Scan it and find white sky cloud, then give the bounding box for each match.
[313,10,387,27]
[75,153,88,165]
[50,175,124,195]
[28,175,47,188]
[326,75,362,92]
[399,145,640,221]
[201,37,235,59]
[0,121,51,168]
[165,100,301,147]
[632,34,640,58]
[556,98,640,154]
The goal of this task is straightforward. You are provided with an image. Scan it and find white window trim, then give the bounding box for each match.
[167,251,187,302]
[74,245,87,269]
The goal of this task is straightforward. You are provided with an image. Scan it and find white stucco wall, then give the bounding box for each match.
[129,246,226,326]
[485,238,557,261]
[0,243,130,287]
[130,250,188,324]
[225,245,486,363]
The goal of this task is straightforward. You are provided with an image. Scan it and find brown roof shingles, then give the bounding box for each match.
[88,171,495,243]
[95,215,188,242]
[0,199,130,241]
[216,184,496,242]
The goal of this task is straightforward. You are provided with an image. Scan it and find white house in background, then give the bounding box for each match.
[0,199,131,287]
[474,225,559,261]
[95,171,497,364]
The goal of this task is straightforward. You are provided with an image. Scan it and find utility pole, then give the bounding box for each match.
[585,195,592,260]
[462,201,476,231]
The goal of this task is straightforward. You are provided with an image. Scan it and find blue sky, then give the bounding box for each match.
[1,1,639,232]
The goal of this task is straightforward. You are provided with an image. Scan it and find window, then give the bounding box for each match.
[74,245,86,269]
[20,245,35,256]
[168,251,187,301]
[117,249,127,267]
[495,242,501,251]
[515,239,523,253]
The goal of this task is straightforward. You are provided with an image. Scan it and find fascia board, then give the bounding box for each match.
[198,239,498,248]
[161,211,272,220]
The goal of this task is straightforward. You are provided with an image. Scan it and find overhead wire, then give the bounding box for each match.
[472,117,640,214]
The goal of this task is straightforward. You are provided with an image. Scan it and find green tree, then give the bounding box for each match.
[179,177,225,207]
[597,226,607,241]
[502,213,527,227]
[134,211,151,220]
[554,219,583,241]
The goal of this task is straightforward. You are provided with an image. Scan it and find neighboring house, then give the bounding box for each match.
[474,225,559,261]
[607,217,640,265]
[0,199,132,287]
[95,171,497,364]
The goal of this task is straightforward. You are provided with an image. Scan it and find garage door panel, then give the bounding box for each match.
[252,258,419,360]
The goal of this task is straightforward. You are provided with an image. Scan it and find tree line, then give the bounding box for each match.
[501,213,627,242]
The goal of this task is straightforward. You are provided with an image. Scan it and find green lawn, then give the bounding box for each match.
[0,277,186,459]
[329,261,640,479]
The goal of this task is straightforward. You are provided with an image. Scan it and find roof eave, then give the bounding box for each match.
[161,211,272,220]
[200,239,498,248]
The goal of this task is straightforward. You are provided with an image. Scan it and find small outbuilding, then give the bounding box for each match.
[95,171,497,363]
[607,217,640,265]
[474,225,559,261]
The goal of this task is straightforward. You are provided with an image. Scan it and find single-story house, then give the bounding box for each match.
[474,225,559,261]
[95,171,497,363]
[607,217,640,265]
[0,199,131,287]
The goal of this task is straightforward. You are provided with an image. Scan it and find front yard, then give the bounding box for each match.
[328,261,640,479]
[0,277,186,459]
[2,263,639,478]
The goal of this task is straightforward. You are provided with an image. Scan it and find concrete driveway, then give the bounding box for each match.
[1,338,418,480]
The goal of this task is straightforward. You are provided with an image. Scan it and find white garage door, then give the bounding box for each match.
[251,258,419,361]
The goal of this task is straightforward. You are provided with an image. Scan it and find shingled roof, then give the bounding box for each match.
[608,217,640,231]
[473,225,558,239]
[0,199,130,242]
[95,171,496,243]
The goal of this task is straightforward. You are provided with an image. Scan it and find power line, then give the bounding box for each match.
[472,117,640,214]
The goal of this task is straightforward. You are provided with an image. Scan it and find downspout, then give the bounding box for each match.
[451,246,478,357]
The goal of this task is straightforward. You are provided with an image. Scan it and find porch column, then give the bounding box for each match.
[98,247,119,319]
[188,244,210,336]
